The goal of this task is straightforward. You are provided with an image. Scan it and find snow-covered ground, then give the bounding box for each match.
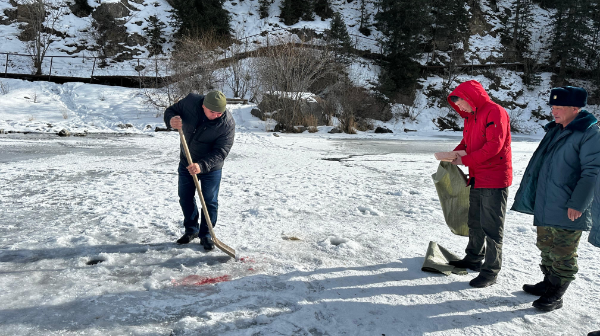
[1,80,600,335]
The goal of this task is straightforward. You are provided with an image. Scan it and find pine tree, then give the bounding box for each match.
[279,0,313,25]
[358,0,371,36]
[314,0,333,19]
[374,0,430,92]
[258,0,273,19]
[279,0,297,25]
[587,1,600,98]
[169,0,230,38]
[501,0,534,56]
[329,12,352,50]
[428,0,469,64]
[299,1,314,21]
[144,15,167,57]
[549,0,592,86]
[71,0,93,17]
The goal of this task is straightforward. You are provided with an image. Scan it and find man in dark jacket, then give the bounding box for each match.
[590,174,600,249]
[164,91,236,250]
[446,80,513,288]
[590,177,600,335]
[512,86,600,311]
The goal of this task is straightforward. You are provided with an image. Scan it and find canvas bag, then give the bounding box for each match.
[421,241,467,275]
[431,161,470,237]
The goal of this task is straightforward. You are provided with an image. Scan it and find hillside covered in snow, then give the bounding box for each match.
[0,0,598,135]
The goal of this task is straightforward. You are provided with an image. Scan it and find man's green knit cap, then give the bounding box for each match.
[203,91,227,113]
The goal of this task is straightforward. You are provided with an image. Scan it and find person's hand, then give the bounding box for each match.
[187,163,201,175]
[170,116,182,130]
[451,155,463,165]
[568,208,582,221]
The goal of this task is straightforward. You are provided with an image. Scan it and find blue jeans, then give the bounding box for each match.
[178,165,222,238]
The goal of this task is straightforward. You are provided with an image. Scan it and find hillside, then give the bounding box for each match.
[0,0,598,135]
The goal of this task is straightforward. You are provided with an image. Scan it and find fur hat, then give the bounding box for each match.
[548,86,587,107]
[203,91,227,113]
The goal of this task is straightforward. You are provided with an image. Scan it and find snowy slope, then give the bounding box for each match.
[1,0,598,134]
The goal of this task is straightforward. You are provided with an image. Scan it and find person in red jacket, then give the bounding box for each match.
[447,80,513,288]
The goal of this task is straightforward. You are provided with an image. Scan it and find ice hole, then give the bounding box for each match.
[330,237,349,246]
[86,259,105,265]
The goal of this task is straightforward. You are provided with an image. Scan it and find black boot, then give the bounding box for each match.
[532,273,571,312]
[469,273,497,288]
[200,235,215,251]
[177,232,198,244]
[588,331,600,336]
[449,259,483,272]
[523,265,550,296]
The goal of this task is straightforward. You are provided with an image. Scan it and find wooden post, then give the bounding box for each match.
[4,54,8,77]
[137,59,141,89]
[90,57,96,83]
[48,56,53,80]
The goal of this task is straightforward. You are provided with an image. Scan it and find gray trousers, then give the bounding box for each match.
[465,187,508,278]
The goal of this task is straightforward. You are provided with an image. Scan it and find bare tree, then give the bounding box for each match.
[328,78,383,133]
[224,33,252,99]
[142,33,223,113]
[171,34,222,96]
[253,37,335,131]
[17,0,65,75]
[441,48,463,98]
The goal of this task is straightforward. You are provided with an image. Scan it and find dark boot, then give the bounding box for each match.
[449,259,483,272]
[523,265,550,296]
[469,273,497,288]
[177,232,198,244]
[532,273,571,312]
[588,331,600,336]
[200,235,215,251]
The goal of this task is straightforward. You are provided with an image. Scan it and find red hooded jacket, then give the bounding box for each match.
[447,80,512,188]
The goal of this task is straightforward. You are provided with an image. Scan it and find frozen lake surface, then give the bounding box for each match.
[1,133,599,336]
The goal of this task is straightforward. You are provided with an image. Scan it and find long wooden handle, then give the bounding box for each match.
[177,128,236,258]
[178,129,217,239]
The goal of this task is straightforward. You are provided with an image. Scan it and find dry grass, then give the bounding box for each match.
[0,81,9,94]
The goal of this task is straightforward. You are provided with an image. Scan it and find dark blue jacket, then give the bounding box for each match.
[590,177,600,247]
[512,111,600,231]
[164,93,235,173]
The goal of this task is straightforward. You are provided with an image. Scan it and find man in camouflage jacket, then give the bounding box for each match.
[512,86,600,312]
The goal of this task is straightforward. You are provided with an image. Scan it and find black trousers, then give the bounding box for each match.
[464,187,509,278]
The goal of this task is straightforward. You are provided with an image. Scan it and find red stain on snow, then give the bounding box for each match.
[239,257,256,263]
[173,275,231,286]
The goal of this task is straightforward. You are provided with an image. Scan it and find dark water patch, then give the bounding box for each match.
[86,259,105,265]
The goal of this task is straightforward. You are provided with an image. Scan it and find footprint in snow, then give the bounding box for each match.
[357,206,381,216]
[319,237,362,250]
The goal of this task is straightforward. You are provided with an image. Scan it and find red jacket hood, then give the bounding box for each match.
[447,80,492,118]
